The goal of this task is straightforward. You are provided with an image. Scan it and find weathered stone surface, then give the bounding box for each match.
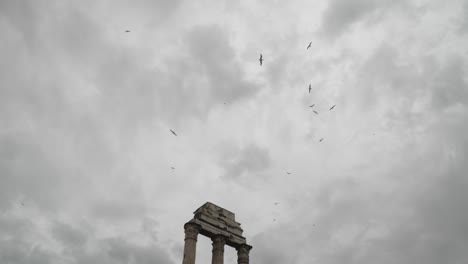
[211,235,226,264]
[237,244,252,264]
[188,202,247,248]
[182,223,200,264]
[182,202,252,264]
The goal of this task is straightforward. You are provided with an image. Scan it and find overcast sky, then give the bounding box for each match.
[1,0,468,263]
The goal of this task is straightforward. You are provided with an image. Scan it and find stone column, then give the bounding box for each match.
[211,235,226,264]
[237,244,252,264]
[182,223,200,264]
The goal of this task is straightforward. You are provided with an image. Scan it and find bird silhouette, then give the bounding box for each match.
[125,30,130,32]
[309,104,315,108]
[273,219,276,221]
[170,129,177,136]
[286,172,291,175]
[259,54,263,66]
[308,84,312,93]
[307,42,312,49]
[319,138,324,142]
[329,105,336,110]
[274,202,279,205]
[20,203,24,206]
[313,110,318,115]
[171,167,175,169]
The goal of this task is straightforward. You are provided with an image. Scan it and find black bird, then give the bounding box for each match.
[307,42,312,49]
[20,203,24,206]
[171,167,175,170]
[313,110,318,115]
[319,138,324,142]
[170,129,177,136]
[309,84,312,93]
[125,30,130,32]
[309,104,315,108]
[329,105,336,110]
[259,54,263,66]
[273,219,276,221]
[274,202,279,205]
[286,172,291,175]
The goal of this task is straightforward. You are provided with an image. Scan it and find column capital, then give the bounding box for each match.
[184,223,201,241]
[237,243,252,264]
[211,234,227,252]
[211,235,226,264]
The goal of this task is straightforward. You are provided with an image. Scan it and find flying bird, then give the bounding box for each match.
[125,30,130,32]
[329,105,336,110]
[171,167,175,170]
[309,104,315,108]
[273,219,276,221]
[259,54,263,66]
[274,202,279,205]
[307,42,312,49]
[319,138,324,142]
[170,129,177,136]
[308,84,312,93]
[286,172,291,175]
[313,110,318,115]
[20,203,24,206]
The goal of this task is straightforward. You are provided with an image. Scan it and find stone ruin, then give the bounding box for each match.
[182,202,252,264]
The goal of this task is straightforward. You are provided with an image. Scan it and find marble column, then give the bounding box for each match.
[182,223,200,264]
[237,244,252,264]
[211,235,226,264]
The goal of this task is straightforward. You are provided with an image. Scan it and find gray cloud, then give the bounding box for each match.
[1,0,467,263]
[319,0,407,39]
[186,25,261,103]
[52,221,88,249]
[90,199,147,221]
[218,143,271,179]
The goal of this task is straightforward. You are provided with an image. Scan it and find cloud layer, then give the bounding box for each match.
[1,0,467,263]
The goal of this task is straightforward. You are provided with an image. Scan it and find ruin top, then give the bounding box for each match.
[186,202,249,248]
[194,202,236,221]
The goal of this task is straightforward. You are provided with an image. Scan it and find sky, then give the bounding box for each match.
[1,0,468,263]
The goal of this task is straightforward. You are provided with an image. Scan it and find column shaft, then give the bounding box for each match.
[211,235,226,264]
[182,223,200,264]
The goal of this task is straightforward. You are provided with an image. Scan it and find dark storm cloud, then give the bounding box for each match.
[218,143,271,179]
